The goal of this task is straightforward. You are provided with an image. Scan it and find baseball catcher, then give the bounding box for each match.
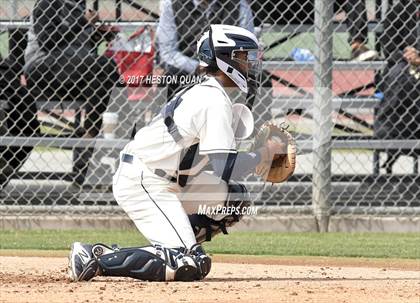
[68,24,295,282]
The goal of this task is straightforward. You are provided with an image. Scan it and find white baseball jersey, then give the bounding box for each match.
[122,76,238,173]
[113,76,235,249]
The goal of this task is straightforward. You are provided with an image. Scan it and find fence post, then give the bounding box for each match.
[313,0,333,232]
[11,0,18,19]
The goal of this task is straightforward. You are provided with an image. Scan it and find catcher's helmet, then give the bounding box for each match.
[197,24,262,94]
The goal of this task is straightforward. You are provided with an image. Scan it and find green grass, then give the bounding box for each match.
[259,32,377,60]
[1,230,419,259]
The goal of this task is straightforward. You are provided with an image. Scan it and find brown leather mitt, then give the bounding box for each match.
[252,122,296,183]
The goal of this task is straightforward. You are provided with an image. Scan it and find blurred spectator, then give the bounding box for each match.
[24,0,120,186]
[375,0,419,140]
[403,46,420,70]
[0,33,39,191]
[251,0,377,61]
[379,0,418,65]
[157,0,254,99]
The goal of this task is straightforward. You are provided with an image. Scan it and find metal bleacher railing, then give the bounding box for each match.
[1,0,419,222]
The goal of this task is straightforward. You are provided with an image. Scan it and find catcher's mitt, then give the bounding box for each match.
[251,122,296,183]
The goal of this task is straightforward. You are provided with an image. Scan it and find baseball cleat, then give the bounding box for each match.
[68,242,99,282]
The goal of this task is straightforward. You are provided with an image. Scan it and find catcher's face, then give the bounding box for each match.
[232,51,250,74]
[232,49,262,94]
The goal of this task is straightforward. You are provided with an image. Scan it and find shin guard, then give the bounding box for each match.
[92,243,210,281]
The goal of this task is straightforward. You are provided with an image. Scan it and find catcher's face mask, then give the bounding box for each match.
[231,48,263,95]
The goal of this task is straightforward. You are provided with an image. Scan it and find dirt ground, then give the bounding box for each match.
[0,255,419,303]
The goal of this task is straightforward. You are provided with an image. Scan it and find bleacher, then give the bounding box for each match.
[1,0,419,212]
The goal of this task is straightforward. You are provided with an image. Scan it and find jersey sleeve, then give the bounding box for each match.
[194,101,237,155]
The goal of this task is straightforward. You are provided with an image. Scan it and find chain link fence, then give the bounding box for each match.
[0,0,419,225]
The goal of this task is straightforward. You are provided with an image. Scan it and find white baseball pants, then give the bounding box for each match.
[112,154,227,249]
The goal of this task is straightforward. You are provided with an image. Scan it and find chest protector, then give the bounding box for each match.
[160,79,228,186]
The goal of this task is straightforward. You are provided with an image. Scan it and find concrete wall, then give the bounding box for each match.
[2,215,420,232]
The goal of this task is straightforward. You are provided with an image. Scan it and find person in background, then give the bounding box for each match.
[0,29,39,191]
[251,0,378,61]
[24,0,120,187]
[375,0,419,142]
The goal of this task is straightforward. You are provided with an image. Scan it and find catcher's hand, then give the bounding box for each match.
[252,122,296,183]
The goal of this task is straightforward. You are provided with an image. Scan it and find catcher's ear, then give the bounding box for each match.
[232,103,254,140]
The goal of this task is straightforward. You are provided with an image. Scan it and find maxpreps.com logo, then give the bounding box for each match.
[197,204,258,216]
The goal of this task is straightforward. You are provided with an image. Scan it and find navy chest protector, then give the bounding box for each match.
[159,83,211,186]
[160,85,192,144]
